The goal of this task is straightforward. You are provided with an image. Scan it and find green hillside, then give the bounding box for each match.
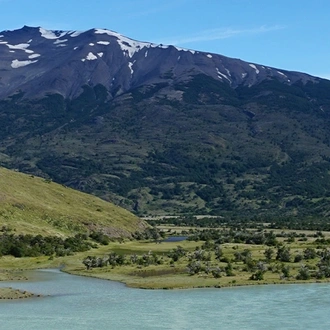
[0,167,146,237]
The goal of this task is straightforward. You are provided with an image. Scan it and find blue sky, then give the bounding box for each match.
[1,0,329,79]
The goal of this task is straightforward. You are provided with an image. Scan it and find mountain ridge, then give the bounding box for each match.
[0,26,319,100]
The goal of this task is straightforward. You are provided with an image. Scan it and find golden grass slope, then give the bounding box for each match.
[0,167,146,237]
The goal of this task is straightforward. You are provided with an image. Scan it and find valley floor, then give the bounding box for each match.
[1,229,330,291]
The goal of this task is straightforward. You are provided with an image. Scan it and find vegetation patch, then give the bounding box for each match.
[0,287,40,300]
[64,224,330,289]
[2,78,330,218]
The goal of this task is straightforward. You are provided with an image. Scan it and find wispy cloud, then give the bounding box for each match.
[161,25,285,46]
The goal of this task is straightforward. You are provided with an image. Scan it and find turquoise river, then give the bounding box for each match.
[0,269,330,329]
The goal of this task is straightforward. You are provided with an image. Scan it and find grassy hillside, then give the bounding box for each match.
[0,167,146,237]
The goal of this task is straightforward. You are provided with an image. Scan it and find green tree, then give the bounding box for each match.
[212,267,222,278]
[296,264,311,280]
[281,265,290,279]
[276,246,291,262]
[264,248,274,261]
[303,248,317,260]
[250,270,264,281]
[225,262,235,276]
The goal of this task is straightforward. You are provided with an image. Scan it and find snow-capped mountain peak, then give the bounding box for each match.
[0,26,318,99]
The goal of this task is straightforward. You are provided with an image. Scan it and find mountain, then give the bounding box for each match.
[0,26,315,99]
[1,26,330,220]
[0,167,146,237]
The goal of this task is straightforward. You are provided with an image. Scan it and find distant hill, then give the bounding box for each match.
[1,26,330,220]
[0,167,146,237]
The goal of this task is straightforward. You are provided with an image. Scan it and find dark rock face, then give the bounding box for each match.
[0,26,317,99]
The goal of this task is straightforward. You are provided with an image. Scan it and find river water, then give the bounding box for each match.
[0,269,330,329]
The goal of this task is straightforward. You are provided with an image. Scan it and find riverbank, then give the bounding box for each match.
[64,264,330,290]
[1,260,330,291]
[1,233,330,290]
[62,237,330,289]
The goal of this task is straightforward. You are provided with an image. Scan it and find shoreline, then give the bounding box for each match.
[1,234,330,291]
[63,266,330,290]
[1,266,330,292]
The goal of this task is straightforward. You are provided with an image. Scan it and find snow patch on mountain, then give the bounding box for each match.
[54,39,68,45]
[6,43,34,54]
[175,46,195,54]
[69,31,83,38]
[95,29,148,57]
[94,29,126,38]
[95,28,167,57]
[81,52,98,61]
[128,62,134,75]
[249,64,260,74]
[216,68,231,82]
[94,28,196,57]
[277,71,287,77]
[97,52,103,57]
[11,59,38,68]
[97,41,110,45]
[39,28,67,40]
[207,54,212,58]
[28,53,40,59]
[118,38,148,57]
[87,52,97,60]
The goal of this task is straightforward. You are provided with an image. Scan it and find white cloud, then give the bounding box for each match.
[161,25,285,46]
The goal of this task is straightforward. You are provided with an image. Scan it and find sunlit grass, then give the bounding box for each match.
[0,167,145,237]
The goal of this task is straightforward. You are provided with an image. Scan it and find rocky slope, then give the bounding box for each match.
[0,26,316,99]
